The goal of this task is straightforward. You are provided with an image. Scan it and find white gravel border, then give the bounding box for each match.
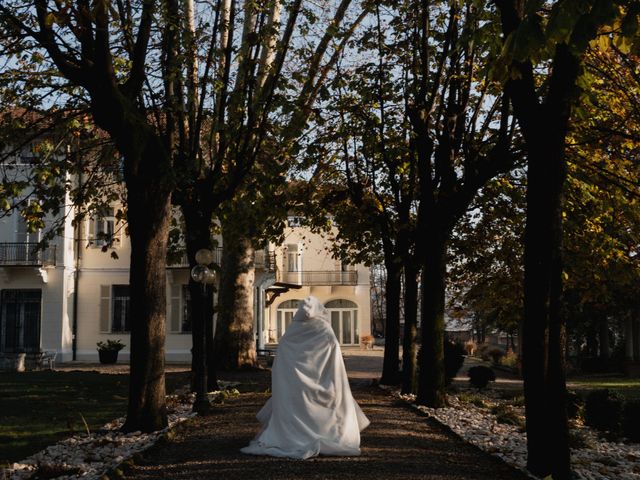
[4,384,240,480]
[383,386,640,480]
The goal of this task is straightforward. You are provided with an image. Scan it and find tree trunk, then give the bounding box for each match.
[97,102,174,433]
[206,295,218,391]
[521,117,571,479]
[121,175,171,433]
[416,230,447,407]
[380,260,401,385]
[546,154,570,479]
[494,2,579,473]
[183,205,218,392]
[598,316,611,360]
[401,261,419,394]
[215,227,257,369]
[521,142,554,475]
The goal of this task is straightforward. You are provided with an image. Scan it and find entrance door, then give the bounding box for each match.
[326,299,359,345]
[0,290,42,353]
[275,299,300,341]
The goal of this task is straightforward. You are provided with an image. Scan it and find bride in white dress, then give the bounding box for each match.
[241,296,370,459]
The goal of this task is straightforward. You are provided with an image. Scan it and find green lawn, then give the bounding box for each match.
[567,375,640,399]
[0,370,189,466]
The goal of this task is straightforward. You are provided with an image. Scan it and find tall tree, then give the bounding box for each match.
[494,1,639,477]
[0,1,182,432]
[207,0,367,370]
[404,0,516,407]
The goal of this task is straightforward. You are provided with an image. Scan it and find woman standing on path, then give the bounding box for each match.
[241,296,370,459]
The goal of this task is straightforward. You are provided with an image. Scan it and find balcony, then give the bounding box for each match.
[254,250,276,272]
[167,247,223,268]
[0,243,56,267]
[279,270,357,286]
[167,248,275,271]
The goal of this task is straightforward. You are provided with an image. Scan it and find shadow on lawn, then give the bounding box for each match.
[0,370,190,466]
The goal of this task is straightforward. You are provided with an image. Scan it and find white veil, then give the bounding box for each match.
[241,296,369,459]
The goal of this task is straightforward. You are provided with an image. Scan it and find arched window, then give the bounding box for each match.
[325,299,359,345]
[325,299,357,309]
[274,299,301,341]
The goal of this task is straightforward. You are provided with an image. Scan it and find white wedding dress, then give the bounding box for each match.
[241,296,370,459]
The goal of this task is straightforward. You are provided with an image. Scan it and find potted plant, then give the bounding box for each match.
[97,340,125,364]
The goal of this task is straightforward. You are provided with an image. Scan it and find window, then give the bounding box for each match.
[287,216,304,227]
[169,284,192,333]
[286,244,299,272]
[325,299,359,345]
[275,299,300,342]
[96,217,114,246]
[0,289,41,353]
[15,210,41,263]
[181,285,192,333]
[111,285,130,332]
[90,208,118,248]
[99,285,130,333]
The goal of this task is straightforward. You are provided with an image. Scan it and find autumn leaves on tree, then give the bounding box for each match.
[1,2,640,479]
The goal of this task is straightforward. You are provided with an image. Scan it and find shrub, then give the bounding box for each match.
[566,390,585,422]
[444,341,466,385]
[486,347,505,365]
[568,429,596,449]
[477,344,505,364]
[458,393,487,408]
[584,389,625,434]
[96,339,126,352]
[500,350,519,369]
[468,365,496,389]
[623,399,640,442]
[491,404,524,428]
[477,343,491,361]
[498,393,525,407]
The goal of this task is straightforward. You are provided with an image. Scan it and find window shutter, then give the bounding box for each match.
[88,218,96,246]
[99,285,111,332]
[77,217,84,244]
[169,284,181,333]
[115,216,124,248]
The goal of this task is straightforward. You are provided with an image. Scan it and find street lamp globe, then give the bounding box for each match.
[195,248,215,266]
[191,264,211,283]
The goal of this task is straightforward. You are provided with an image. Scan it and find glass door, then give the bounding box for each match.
[0,289,42,353]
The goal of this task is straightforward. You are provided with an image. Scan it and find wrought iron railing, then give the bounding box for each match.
[167,248,275,272]
[254,250,276,272]
[167,247,223,268]
[0,243,56,267]
[279,270,357,286]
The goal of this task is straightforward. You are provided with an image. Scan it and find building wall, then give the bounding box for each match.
[0,198,372,362]
[74,267,196,362]
[264,225,372,347]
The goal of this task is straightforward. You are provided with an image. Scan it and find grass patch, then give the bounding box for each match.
[0,370,189,466]
[568,375,640,400]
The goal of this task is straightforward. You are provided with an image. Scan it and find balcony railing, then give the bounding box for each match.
[167,248,275,271]
[254,250,276,272]
[167,247,223,268]
[279,270,357,286]
[0,243,56,267]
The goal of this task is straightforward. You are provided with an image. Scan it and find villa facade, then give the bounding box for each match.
[0,168,371,366]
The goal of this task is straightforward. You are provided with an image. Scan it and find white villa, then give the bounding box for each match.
[0,162,371,367]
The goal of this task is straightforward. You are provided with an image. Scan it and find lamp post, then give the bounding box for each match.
[191,248,216,414]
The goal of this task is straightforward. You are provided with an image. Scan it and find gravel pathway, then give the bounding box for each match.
[121,371,528,480]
